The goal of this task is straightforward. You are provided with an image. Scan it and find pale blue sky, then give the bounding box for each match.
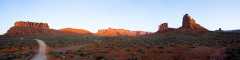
[0,0,240,34]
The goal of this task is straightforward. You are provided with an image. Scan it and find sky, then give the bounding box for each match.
[0,0,240,34]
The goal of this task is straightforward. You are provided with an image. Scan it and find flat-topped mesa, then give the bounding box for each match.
[14,21,49,29]
[157,23,176,33]
[5,21,51,37]
[177,14,208,32]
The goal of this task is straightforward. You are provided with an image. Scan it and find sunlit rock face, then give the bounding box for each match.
[177,14,208,32]
[60,28,92,35]
[96,28,150,37]
[5,21,51,37]
[14,21,49,29]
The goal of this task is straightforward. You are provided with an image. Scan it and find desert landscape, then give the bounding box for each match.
[1,0,240,60]
[0,14,240,60]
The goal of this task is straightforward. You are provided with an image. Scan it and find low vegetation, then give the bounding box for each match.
[0,31,240,60]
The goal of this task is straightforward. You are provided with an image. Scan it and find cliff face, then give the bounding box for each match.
[14,21,49,29]
[5,21,52,37]
[96,28,149,37]
[177,14,208,32]
[60,28,92,35]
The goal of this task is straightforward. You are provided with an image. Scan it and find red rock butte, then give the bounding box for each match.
[157,23,176,33]
[5,21,52,37]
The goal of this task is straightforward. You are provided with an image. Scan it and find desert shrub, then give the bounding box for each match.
[48,51,64,57]
[75,49,89,57]
[225,47,240,60]
[95,56,107,60]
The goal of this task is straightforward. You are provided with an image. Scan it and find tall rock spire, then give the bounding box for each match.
[177,14,208,32]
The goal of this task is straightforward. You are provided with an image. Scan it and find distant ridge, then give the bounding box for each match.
[4,14,209,37]
[60,28,92,35]
[96,27,150,37]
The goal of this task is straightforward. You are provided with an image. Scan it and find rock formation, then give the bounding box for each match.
[5,14,208,37]
[157,23,176,33]
[5,21,52,37]
[14,21,49,29]
[177,14,208,32]
[134,31,151,36]
[96,28,149,37]
[60,28,92,35]
[156,14,208,33]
